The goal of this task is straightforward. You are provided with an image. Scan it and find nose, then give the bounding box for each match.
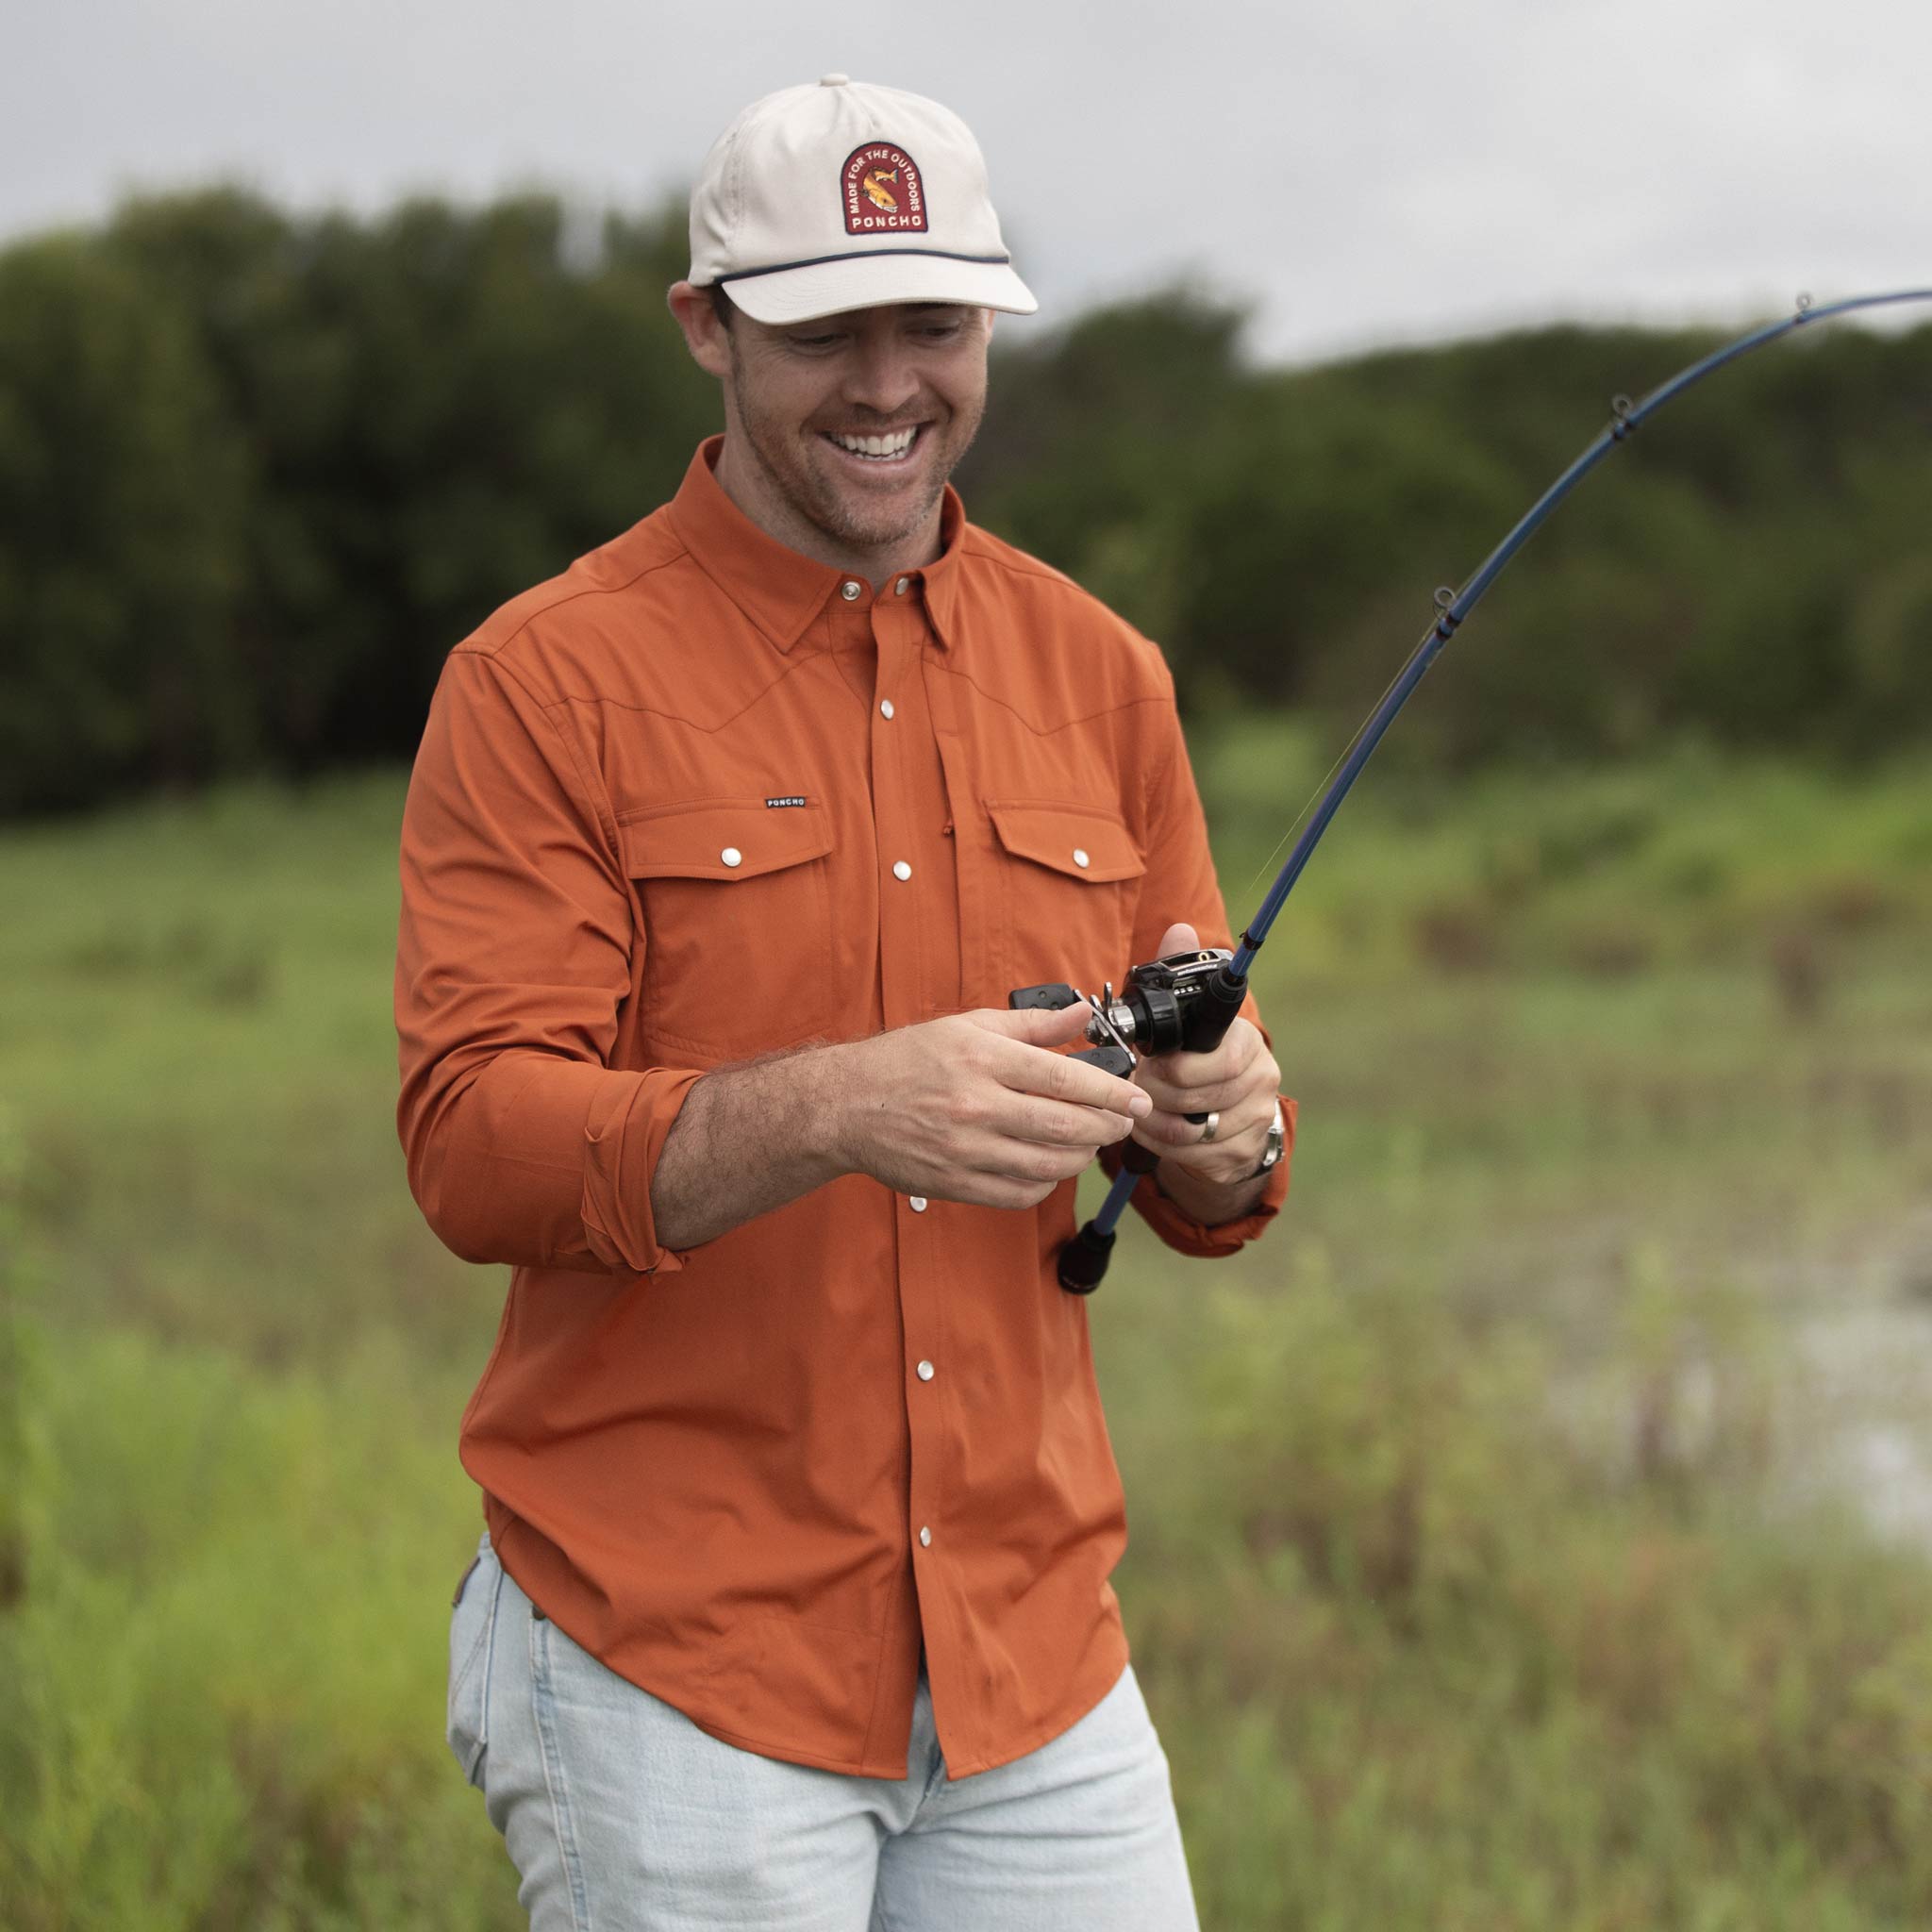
[841,327,923,419]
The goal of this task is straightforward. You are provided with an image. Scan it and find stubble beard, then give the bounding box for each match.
[728,370,986,560]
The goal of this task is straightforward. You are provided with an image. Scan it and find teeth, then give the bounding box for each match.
[831,428,916,458]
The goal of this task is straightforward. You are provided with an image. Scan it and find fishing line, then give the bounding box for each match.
[1043,285,1932,1291]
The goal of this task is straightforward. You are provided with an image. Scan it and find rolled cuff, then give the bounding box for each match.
[582,1065,707,1276]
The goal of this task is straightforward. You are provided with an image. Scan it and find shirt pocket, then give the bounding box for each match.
[621,797,837,1062]
[987,799,1146,1003]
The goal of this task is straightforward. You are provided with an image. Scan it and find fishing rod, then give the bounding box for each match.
[1010,285,1932,1293]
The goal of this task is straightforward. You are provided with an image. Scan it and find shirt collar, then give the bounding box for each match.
[667,436,967,654]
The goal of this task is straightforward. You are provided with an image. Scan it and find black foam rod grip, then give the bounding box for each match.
[1057,1222,1116,1293]
[1008,983,1081,1011]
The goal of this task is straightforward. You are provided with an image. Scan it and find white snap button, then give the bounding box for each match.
[895,576,909,595]
[880,699,894,720]
[840,580,861,601]
[908,1196,927,1212]
[918,1525,931,1547]
[721,847,742,868]
[917,1360,935,1381]
[1073,848,1090,868]
[892,860,911,881]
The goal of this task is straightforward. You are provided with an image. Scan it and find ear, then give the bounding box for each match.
[666,281,734,381]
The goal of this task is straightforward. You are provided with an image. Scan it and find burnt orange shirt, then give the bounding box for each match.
[394,439,1294,1779]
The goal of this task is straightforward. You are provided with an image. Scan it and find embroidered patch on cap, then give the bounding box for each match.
[842,143,927,235]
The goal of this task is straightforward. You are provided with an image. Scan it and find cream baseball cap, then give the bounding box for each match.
[688,75,1038,325]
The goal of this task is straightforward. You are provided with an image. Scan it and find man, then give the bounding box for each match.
[397,75,1293,1930]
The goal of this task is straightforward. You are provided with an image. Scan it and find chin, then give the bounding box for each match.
[810,470,945,551]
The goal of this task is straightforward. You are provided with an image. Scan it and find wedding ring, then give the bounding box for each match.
[1199,1110,1220,1142]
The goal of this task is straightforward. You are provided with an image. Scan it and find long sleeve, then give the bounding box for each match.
[1098,669,1296,1256]
[394,645,701,1277]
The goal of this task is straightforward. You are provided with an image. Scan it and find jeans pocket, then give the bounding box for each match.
[446,1530,501,1789]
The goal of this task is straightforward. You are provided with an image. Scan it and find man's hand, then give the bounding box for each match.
[1126,922,1282,1191]
[833,1003,1153,1209]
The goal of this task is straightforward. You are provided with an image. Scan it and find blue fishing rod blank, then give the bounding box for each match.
[1069,287,1932,1285]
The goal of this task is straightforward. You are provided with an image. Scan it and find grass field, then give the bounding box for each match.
[2,735,1930,1929]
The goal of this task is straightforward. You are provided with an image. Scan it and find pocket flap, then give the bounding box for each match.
[619,800,833,881]
[986,801,1145,883]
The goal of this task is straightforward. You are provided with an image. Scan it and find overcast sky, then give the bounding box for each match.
[6,0,1928,364]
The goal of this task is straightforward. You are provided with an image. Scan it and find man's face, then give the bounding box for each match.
[712,301,992,561]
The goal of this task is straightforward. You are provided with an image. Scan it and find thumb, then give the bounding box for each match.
[1155,920,1200,958]
[974,999,1095,1048]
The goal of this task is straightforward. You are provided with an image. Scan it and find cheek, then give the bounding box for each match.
[732,362,826,441]
[939,369,989,441]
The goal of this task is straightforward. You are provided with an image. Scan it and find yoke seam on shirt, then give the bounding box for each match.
[1141,725,1181,830]
[930,662,1174,740]
[533,646,832,736]
[465,650,625,867]
[464,545,689,667]
[956,532,1082,588]
[951,537,1180,654]
[474,609,837,820]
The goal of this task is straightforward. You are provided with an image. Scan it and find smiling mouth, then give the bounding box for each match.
[821,425,924,463]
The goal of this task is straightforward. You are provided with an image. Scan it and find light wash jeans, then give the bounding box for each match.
[447,1531,1201,1930]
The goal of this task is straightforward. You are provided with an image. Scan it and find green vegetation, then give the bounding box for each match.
[3,187,1930,814]
[3,749,1930,1927]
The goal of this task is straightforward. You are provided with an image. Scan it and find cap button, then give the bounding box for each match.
[819,73,849,87]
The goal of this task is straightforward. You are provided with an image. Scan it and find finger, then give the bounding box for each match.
[1131,1103,1270,1151]
[992,1036,1152,1119]
[998,1094,1140,1148]
[942,1170,1072,1212]
[1134,1017,1261,1085]
[956,1129,1100,1188]
[1133,1025,1269,1112]
[1154,920,1200,958]
[973,999,1094,1048]
[1133,1065,1262,1116]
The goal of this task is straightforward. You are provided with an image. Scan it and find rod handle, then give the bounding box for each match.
[1057,1221,1116,1293]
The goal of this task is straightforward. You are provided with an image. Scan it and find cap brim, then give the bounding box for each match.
[717,254,1038,325]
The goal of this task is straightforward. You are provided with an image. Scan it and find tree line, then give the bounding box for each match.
[2,186,1927,816]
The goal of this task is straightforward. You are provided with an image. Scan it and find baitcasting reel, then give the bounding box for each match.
[1009,947,1250,1291]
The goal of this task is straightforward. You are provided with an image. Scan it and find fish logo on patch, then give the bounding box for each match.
[842,142,927,235]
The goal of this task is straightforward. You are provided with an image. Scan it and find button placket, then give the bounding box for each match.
[871,590,958,1657]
